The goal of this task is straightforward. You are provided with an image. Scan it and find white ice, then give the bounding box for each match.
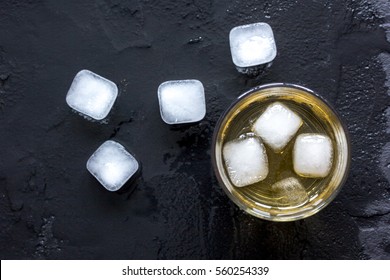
[66,70,118,120]
[86,140,139,191]
[223,136,268,187]
[252,102,302,152]
[158,79,206,124]
[229,22,277,68]
[293,133,333,178]
[271,177,309,206]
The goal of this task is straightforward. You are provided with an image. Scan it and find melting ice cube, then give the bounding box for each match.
[252,102,302,152]
[271,177,309,206]
[293,133,333,178]
[66,70,118,120]
[158,79,206,125]
[229,22,277,68]
[223,136,268,187]
[87,140,139,191]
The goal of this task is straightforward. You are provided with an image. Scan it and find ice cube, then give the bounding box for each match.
[223,137,268,187]
[229,22,277,68]
[86,140,139,191]
[293,133,333,178]
[158,79,206,124]
[252,102,302,152]
[66,70,118,120]
[271,177,309,206]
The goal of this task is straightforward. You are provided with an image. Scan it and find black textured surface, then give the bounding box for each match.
[1,0,390,260]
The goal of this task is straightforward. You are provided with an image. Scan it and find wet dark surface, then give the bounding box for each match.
[1,0,390,259]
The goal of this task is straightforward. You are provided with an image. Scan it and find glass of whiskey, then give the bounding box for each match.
[212,83,350,221]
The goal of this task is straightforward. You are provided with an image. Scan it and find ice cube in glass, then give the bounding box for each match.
[271,177,309,206]
[293,133,333,178]
[252,102,302,152]
[223,136,268,187]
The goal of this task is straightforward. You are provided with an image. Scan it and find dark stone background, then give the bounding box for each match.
[1,0,390,260]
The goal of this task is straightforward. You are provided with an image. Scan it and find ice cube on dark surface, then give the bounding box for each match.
[293,133,333,178]
[157,79,206,124]
[252,102,302,152]
[229,22,277,68]
[66,69,118,120]
[223,136,269,187]
[86,140,139,191]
